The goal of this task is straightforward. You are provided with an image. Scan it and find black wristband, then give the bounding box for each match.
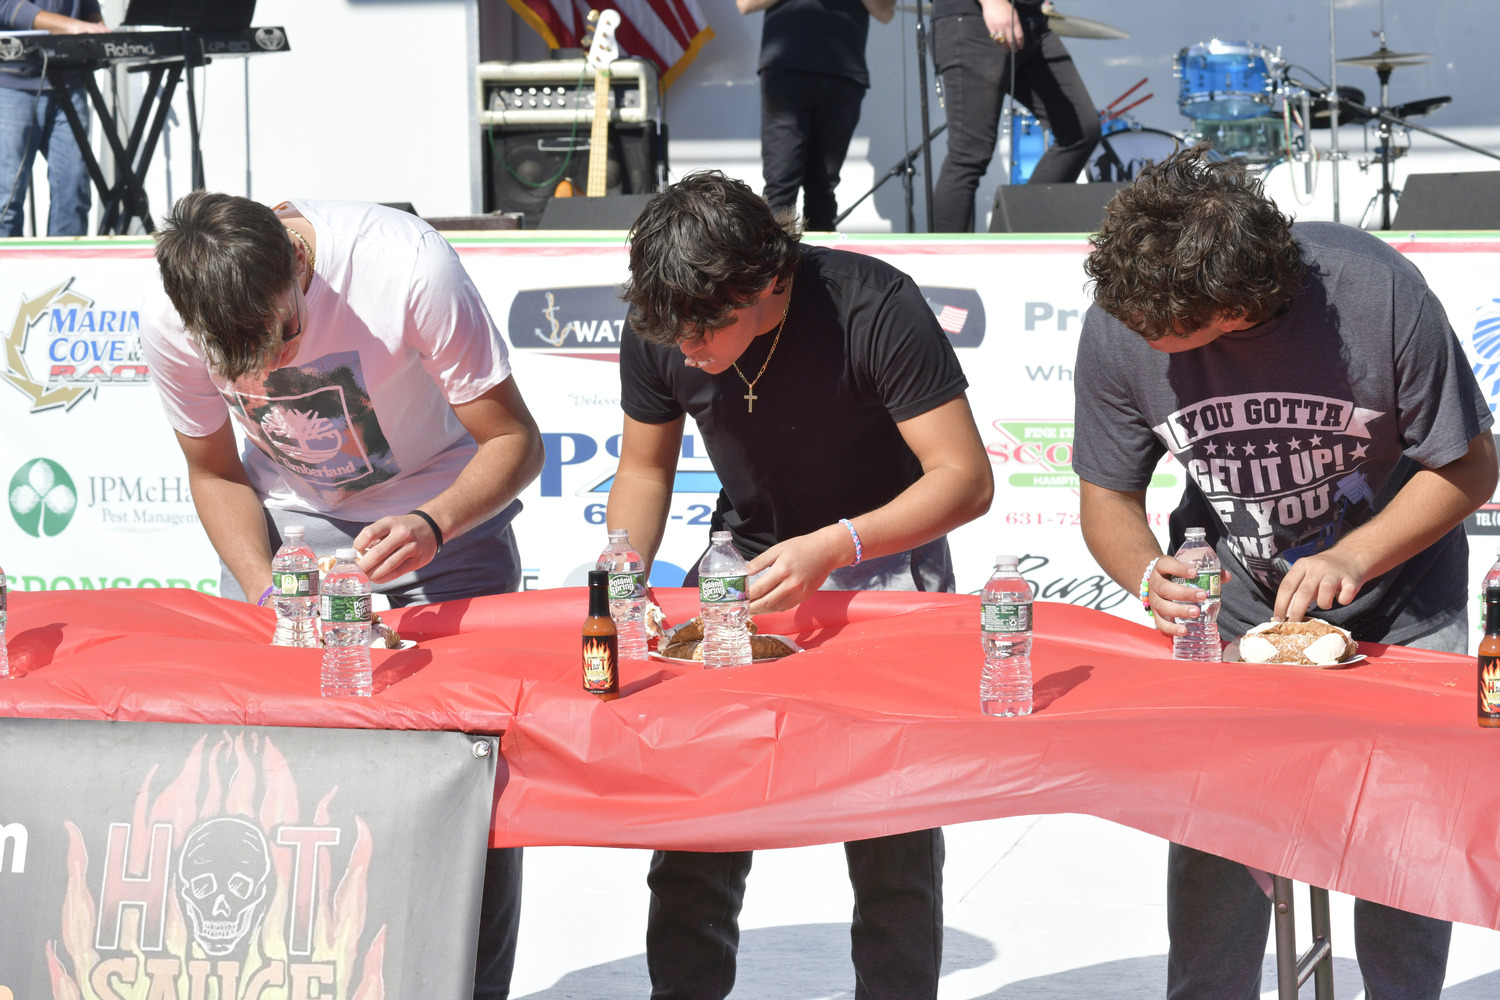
[409,509,444,552]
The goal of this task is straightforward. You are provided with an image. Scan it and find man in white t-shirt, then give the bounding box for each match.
[142,190,544,1000]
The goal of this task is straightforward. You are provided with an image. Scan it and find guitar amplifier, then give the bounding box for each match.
[476,58,658,127]
[477,59,664,227]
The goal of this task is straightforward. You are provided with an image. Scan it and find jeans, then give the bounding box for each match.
[931,13,1100,232]
[1166,614,1464,1000]
[646,830,946,1000]
[759,68,866,231]
[0,85,92,237]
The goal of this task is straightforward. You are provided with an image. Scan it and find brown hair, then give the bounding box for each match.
[622,171,802,345]
[153,191,297,380]
[1084,142,1305,341]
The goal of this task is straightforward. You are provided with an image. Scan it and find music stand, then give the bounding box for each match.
[122,0,257,31]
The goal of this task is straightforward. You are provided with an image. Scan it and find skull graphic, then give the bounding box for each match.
[177,818,272,956]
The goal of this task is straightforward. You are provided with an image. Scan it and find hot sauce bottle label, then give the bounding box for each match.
[583,634,619,694]
[1481,655,1500,717]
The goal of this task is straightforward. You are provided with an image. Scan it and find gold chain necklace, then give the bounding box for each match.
[730,277,792,414]
[285,227,315,277]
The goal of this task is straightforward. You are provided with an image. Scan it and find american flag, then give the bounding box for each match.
[935,304,969,335]
[506,0,714,90]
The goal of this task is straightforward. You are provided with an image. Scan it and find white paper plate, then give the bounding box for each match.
[371,638,418,651]
[1223,638,1364,667]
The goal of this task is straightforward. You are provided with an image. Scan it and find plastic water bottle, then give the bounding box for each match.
[270,525,321,647]
[1480,545,1500,633]
[1172,528,1223,661]
[0,562,9,679]
[596,528,648,660]
[697,531,752,669]
[320,548,372,697]
[980,555,1033,716]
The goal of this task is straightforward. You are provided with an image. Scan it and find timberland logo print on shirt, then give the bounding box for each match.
[221,350,401,505]
[1153,392,1385,590]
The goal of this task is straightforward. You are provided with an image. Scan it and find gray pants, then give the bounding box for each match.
[221,500,523,606]
[1167,613,1464,1000]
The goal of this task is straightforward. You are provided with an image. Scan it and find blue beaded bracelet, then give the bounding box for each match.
[839,518,863,566]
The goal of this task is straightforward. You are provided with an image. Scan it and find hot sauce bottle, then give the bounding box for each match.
[1480,585,1500,727]
[583,569,620,701]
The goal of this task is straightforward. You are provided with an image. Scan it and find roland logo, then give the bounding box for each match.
[101,40,156,59]
[1,821,27,874]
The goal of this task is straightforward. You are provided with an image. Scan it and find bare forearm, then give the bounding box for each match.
[1079,482,1163,592]
[736,0,777,13]
[419,432,544,542]
[190,473,274,600]
[838,464,992,564]
[860,0,896,24]
[606,468,674,570]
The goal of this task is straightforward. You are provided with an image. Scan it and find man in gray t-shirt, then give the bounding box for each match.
[1073,146,1497,1000]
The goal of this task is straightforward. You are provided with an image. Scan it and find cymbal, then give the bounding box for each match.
[1337,47,1430,70]
[1045,7,1129,40]
[1391,94,1451,118]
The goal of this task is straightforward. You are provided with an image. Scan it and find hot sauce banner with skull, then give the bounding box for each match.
[0,716,496,1000]
[4,234,1500,649]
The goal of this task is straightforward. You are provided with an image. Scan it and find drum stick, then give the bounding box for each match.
[1105,77,1149,111]
[1104,93,1153,119]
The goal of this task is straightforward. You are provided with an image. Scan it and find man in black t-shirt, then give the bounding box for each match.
[738,0,895,231]
[609,170,993,1000]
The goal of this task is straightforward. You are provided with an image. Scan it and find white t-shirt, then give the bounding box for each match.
[141,199,513,523]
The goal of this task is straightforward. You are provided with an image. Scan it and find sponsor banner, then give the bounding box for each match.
[8,237,1500,646]
[0,718,496,1000]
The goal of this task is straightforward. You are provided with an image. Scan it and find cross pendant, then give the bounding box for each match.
[744,388,757,413]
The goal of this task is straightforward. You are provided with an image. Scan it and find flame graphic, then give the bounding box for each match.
[45,731,385,999]
[1483,661,1500,714]
[583,638,616,688]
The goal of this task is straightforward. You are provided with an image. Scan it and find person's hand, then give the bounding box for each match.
[37,13,111,34]
[745,527,848,615]
[980,0,1024,49]
[1273,549,1370,623]
[1145,554,1215,639]
[352,513,441,584]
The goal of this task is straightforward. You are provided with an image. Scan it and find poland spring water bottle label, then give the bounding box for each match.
[321,594,372,624]
[982,601,1032,633]
[609,571,644,600]
[273,570,318,596]
[699,576,747,604]
[1192,569,1221,596]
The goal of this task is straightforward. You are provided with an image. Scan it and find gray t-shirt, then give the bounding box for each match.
[1073,221,1493,643]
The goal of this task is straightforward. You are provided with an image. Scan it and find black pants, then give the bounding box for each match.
[474,846,524,999]
[760,68,866,231]
[645,828,945,1000]
[932,13,1100,232]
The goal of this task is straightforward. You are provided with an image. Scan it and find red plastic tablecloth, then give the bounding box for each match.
[2,587,1496,931]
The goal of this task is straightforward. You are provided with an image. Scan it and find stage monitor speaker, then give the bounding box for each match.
[538,194,656,231]
[483,121,661,229]
[989,181,1125,234]
[1392,171,1500,231]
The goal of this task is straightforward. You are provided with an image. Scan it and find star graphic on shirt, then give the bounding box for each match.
[1309,434,1324,447]
[1242,442,1257,456]
[1263,440,1279,454]
[1204,441,1219,456]
[1351,442,1370,460]
[1225,443,1237,456]
[1288,437,1303,451]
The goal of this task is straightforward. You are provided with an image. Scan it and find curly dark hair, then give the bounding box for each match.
[623,171,802,345]
[1084,142,1305,341]
[154,191,297,380]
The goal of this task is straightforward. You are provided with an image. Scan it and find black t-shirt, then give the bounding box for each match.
[760,0,871,87]
[620,246,969,558]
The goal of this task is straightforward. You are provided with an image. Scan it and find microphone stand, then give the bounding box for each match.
[835,123,948,228]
